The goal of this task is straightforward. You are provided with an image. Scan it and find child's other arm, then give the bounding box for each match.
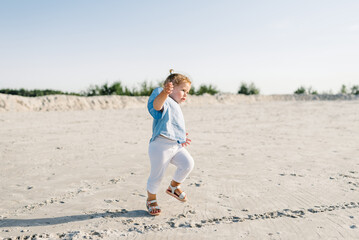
[153,82,173,111]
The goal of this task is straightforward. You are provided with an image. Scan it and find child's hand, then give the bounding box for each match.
[181,133,191,147]
[163,82,173,95]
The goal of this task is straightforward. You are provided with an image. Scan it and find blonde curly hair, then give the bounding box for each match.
[163,69,191,86]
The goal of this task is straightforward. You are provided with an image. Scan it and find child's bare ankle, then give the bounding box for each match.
[170,180,180,187]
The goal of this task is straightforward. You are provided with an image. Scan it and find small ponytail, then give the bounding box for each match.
[169,69,174,75]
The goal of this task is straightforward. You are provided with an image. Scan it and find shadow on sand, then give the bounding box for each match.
[0,210,151,228]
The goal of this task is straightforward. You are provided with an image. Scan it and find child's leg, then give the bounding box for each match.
[147,140,175,194]
[165,147,194,200]
[170,147,194,184]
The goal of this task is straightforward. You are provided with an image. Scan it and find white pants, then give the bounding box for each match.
[147,135,194,194]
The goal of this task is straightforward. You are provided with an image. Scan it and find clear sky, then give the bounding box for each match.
[1,0,358,94]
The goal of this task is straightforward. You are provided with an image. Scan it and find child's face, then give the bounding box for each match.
[170,82,191,104]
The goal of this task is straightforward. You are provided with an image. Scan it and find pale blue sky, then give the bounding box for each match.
[1,0,358,94]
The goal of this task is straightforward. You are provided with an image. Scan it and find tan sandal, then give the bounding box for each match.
[166,185,187,202]
[146,199,161,216]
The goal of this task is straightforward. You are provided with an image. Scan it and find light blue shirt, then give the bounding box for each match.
[147,87,186,144]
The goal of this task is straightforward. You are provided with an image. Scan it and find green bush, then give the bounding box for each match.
[294,86,306,94]
[83,85,100,96]
[350,85,359,95]
[238,82,260,95]
[338,84,359,95]
[189,86,196,95]
[194,84,219,95]
[136,81,157,96]
[308,87,318,95]
[109,82,125,95]
[294,86,317,95]
[340,84,347,94]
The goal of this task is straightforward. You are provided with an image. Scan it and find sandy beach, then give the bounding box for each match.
[1,94,359,239]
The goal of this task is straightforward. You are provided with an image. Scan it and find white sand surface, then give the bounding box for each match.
[1,95,359,239]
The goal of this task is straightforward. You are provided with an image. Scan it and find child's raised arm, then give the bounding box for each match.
[153,82,173,111]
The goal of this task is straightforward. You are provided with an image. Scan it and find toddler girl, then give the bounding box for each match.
[146,70,194,216]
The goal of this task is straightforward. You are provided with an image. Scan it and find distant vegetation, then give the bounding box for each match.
[2,81,358,97]
[237,82,260,95]
[339,84,359,95]
[294,86,318,95]
[83,81,159,97]
[0,88,80,97]
[83,82,220,96]
[191,84,219,95]
[294,84,359,95]
[0,81,220,97]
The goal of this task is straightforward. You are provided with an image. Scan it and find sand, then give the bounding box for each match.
[1,94,359,239]
[1,93,358,112]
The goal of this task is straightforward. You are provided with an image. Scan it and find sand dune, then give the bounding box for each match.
[1,93,358,112]
[1,96,359,239]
